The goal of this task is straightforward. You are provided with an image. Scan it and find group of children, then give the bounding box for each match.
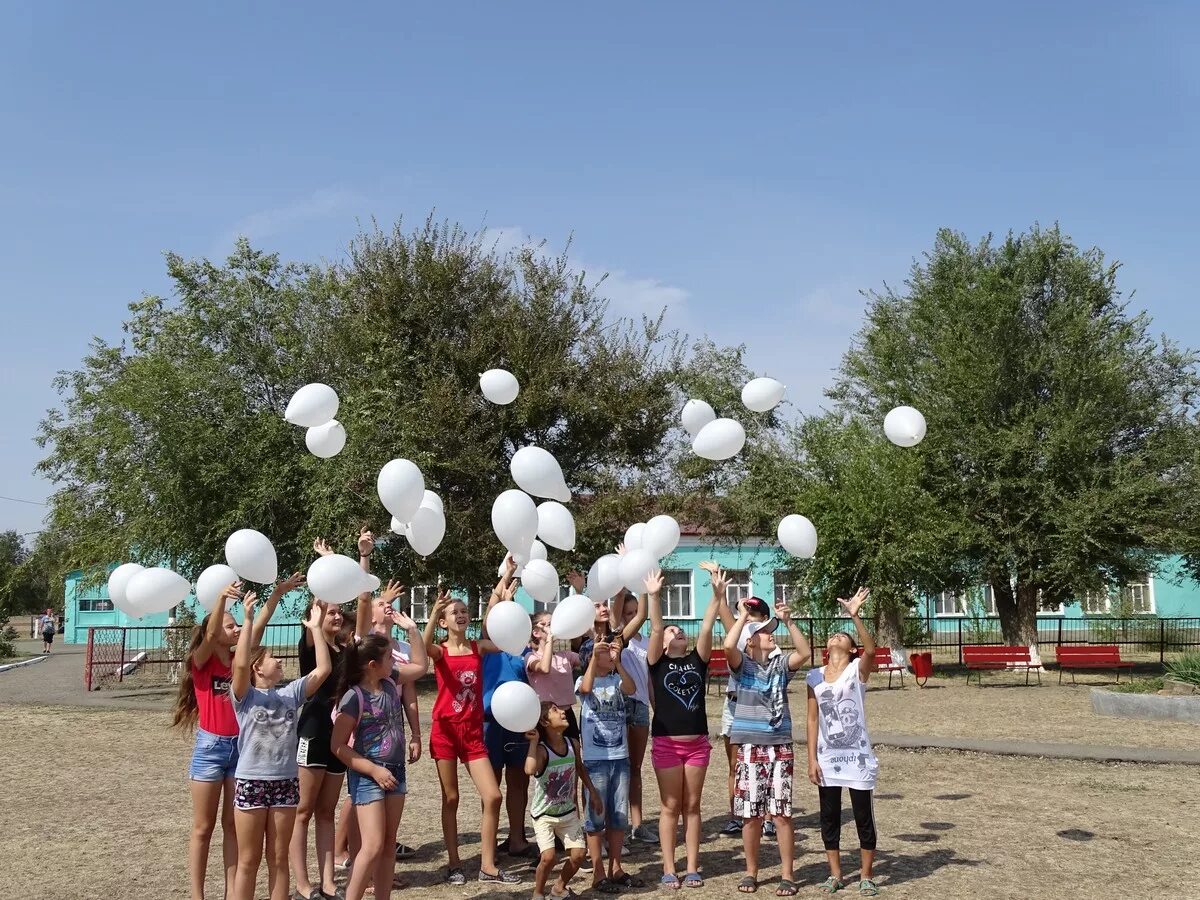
[175,531,882,900]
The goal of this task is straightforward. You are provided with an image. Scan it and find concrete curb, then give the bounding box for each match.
[0,655,49,674]
[866,730,1200,766]
[1091,687,1200,726]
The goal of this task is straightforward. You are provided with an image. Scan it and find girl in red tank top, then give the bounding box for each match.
[421,566,523,886]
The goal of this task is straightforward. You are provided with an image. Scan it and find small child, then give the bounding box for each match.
[576,635,643,893]
[526,613,582,749]
[724,600,812,897]
[524,702,603,900]
[230,597,332,900]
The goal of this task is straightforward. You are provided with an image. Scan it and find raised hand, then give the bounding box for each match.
[710,566,731,597]
[565,570,585,593]
[643,569,665,596]
[502,579,519,602]
[219,582,245,605]
[379,579,407,606]
[525,729,540,743]
[774,602,793,624]
[305,602,326,630]
[278,571,306,593]
[243,592,259,618]
[698,560,720,575]
[503,554,518,580]
[615,542,627,556]
[391,608,417,631]
[837,587,871,618]
[609,635,624,655]
[431,587,453,615]
[358,529,375,558]
[312,538,334,557]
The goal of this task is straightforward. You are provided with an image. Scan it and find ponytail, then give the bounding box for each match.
[336,633,390,700]
[171,616,210,730]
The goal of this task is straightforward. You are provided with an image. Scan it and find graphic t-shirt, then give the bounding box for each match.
[806,658,878,790]
[39,615,55,635]
[432,641,484,726]
[337,679,407,766]
[232,675,310,780]
[649,648,709,737]
[729,652,795,746]
[575,672,628,761]
[622,634,651,705]
[193,654,239,737]
[531,738,578,818]
[526,649,580,707]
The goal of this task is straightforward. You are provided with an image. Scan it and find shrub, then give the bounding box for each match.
[1166,652,1200,687]
[0,624,17,660]
[1109,677,1164,694]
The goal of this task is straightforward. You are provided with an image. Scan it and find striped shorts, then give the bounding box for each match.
[734,743,794,818]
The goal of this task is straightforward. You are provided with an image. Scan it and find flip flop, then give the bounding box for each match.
[818,877,845,894]
[738,876,758,894]
[660,874,681,890]
[858,880,879,896]
[776,880,798,897]
[682,873,703,888]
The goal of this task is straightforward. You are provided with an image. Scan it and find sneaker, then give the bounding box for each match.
[479,869,522,884]
[445,868,466,886]
[579,858,594,873]
[633,823,660,843]
[720,818,743,836]
[763,820,776,838]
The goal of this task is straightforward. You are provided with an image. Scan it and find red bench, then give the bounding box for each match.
[706,647,730,693]
[962,645,1041,686]
[820,647,908,688]
[1054,644,1135,684]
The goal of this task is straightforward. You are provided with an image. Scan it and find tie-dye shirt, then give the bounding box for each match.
[337,680,406,765]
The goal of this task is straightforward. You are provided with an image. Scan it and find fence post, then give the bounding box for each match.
[118,628,127,684]
[807,619,815,667]
[1160,619,1166,666]
[1057,618,1063,649]
[84,628,93,691]
[957,619,963,665]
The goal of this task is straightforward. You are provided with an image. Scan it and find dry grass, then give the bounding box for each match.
[1,705,1198,899]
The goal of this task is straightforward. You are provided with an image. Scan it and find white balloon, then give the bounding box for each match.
[307,554,369,605]
[361,573,381,593]
[529,539,548,561]
[305,419,346,458]
[490,680,542,732]
[624,522,646,550]
[390,516,405,534]
[521,558,560,605]
[642,514,681,559]
[420,490,444,515]
[487,603,532,656]
[284,383,339,427]
[225,529,278,584]
[618,548,658,594]
[778,514,818,559]
[742,377,786,413]
[884,406,927,448]
[496,553,530,578]
[551,594,597,640]
[491,489,540,555]
[692,418,747,461]
[195,564,240,613]
[107,563,145,617]
[511,446,571,503]
[587,554,623,600]
[536,501,576,551]
[480,368,520,405]
[126,567,192,617]
[405,505,446,557]
[681,399,716,438]
[377,459,425,522]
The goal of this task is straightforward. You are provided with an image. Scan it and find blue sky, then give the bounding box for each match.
[3,2,1200,538]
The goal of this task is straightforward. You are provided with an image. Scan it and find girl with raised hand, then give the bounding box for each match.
[423,571,522,886]
[174,573,302,900]
[806,589,881,897]
[331,608,428,900]
[645,567,722,889]
[230,594,331,900]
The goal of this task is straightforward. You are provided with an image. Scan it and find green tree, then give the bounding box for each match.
[0,530,36,616]
[830,224,1200,647]
[36,220,690,600]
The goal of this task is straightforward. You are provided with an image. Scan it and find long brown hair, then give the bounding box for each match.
[172,615,211,729]
[336,634,390,700]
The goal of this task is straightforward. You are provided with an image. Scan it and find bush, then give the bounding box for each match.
[1109,677,1164,694]
[1166,652,1200,687]
[0,624,18,660]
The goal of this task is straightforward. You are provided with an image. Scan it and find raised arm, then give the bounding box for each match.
[612,637,635,695]
[479,556,516,646]
[230,592,259,702]
[619,587,648,643]
[302,604,332,698]
[194,581,242,668]
[423,587,450,663]
[253,571,303,648]
[524,730,547,778]
[353,530,377,638]
[700,561,737,634]
[777,602,812,672]
[696,567,727,662]
[645,570,666,667]
[390,610,428,681]
[723,606,751,673]
[534,628,554,675]
[839,588,875,678]
[578,642,603,695]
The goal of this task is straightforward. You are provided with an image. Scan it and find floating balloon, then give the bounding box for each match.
[884,406,927,447]
[490,680,541,732]
[284,383,339,427]
[480,368,520,405]
[377,459,425,522]
[681,399,716,438]
[778,514,818,559]
[642,514,681,559]
[305,419,346,458]
[225,529,278,584]
[362,573,381,593]
[107,563,145,617]
[742,377,786,413]
[406,505,446,557]
[390,516,405,534]
[551,594,597,640]
[195,564,240,613]
[521,558,560,605]
[126,567,192,617]
[624,522,646,550]
[487,602,533,656]
[618,548,658,594]
[420,490,444,515]
[529,539,548,562]
[511,446,571,503]
[491,489,539,555]
[496,553,529,578]
[307,554,370,605]
[692,418,747,461]
[587,554,623,600]
[536,501,576,551]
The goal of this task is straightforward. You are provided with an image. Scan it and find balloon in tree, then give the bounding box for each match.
[692,418,746,460]
[883,406,927,447]
[536,501,576,551]
[377,459,425,523]
[305,420,346,458]
[107,563,145,617]
[741,377,786,413]
[642,514,681,558]
[681,399,716,437]
[511,446,571,503]
[778,514,818,559]
[491,489,539,555]
[284,383,339,427]
[479,368,520,405]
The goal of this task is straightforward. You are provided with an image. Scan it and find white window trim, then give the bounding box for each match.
[1082,576,1156,615]
[662,569,696,620]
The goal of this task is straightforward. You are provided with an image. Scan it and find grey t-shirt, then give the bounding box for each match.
[232,675,309,780]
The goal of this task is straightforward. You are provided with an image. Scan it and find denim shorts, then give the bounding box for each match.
[188,729,239,782]
[625,697,650,729]
[347,763,407,806]
[583,758,631,834]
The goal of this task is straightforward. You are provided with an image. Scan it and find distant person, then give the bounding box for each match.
[39,608,56,653]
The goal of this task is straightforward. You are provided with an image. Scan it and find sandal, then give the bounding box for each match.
[594,879,622,894]
[613,873,645,888]
[858,880,879,896]
[818,877,845,894]
[682,873,703,888]
[551,889,579,900]
[738,876,758,893]
[776,880,797,897]
[660,874,681,890]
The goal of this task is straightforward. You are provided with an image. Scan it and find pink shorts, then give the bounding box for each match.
[651,735,712,769]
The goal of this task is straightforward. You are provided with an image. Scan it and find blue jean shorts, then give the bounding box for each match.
[189,729,239,782]
[347,763,407,806]
[583,758,631,834]
[625,697,650,729]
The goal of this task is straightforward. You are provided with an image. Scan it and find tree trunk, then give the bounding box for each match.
[874,603,908,664]
[994,577,1040,651]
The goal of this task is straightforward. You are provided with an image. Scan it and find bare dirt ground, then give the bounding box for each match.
[2,705,1198,900]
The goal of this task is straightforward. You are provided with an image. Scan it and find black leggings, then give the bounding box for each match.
[818,785,877,851]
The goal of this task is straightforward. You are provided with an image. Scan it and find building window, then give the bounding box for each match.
[409,585,435,621]
[662,570,693,618]
[773,573,795,608]
[78,597,114,612]
[935,586,997,617]
[724,570,752,609]
[935,591,964,617]
[1083,576,1154,615]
